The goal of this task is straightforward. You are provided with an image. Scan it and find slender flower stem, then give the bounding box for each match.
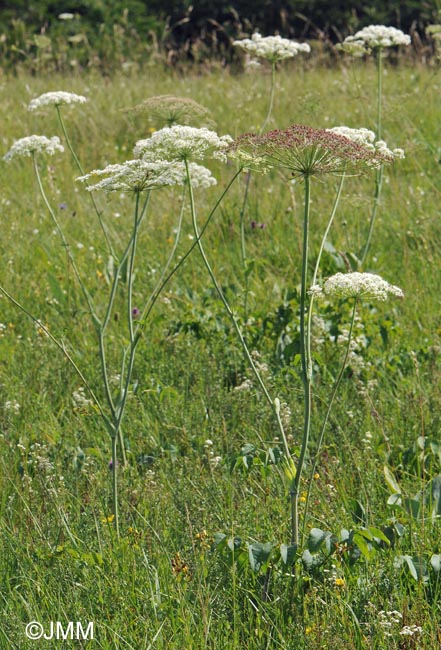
[260,61,277,134]
[0,284,111,430]
[111,434,119,538]
[56,105,116,259]
[291,173,312,546]
[133,171,242,343]
[361,50,383,266]
[301,298,358,541]
[184,160,288,449]
[307,171,346,364]
[33,156,100,330]
[127,192,140,345]
[135,187,186,334]
[239,61,277,319]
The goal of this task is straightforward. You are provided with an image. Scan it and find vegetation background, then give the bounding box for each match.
[1,3,441,650]
[1,0,440,72]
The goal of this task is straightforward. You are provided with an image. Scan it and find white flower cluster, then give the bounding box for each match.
[134,126,233,163]
[310,272,404,301]
[72,386,93,409]
[327,126,405,165]
[233,32,310,63]
[340,25,411,55]
[4,400,20,414]
[3,135,64,162]
[399,625,423,636]
[77,159,216,192]
[28,91,87,111]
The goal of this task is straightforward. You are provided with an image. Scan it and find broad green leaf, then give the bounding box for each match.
[403,497,421,519]
[350,498,366,525]
[384,465,401,495]
[387,493,402,506]
[280,543,297,566]
[430,554,441,573]
[353,533,372,560]
[308,528,331,552]
[213,532,226,549]
[368,526,391,545]
[248,542,274,572]
[227,537,242,552]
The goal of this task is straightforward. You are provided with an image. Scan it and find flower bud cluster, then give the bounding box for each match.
[134,126,233,163]
[77,159,216,192]
[327,126,405,165]
[339,25,411,56]
[310,272,404,301]
[234,32,310,63]
[28,91,88,111]
[3,135,64,161]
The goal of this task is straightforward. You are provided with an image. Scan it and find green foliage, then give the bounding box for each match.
[0,0,440,71]
[1,62,441,647]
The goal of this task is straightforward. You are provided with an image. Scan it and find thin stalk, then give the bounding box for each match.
[135,187,186,333]
[301,298,358,541]
[239,61,277,319]
[33,156,100,330]
[133,170,242,343]
[111,434,119,538]
[307,171,346,364]
[0,284,111,430]
[260,61,277,134]
[291,174,312,546]
[56,105,116,259]
[184,160,288,449]
[127,192,141,345]
[361,50,383,266]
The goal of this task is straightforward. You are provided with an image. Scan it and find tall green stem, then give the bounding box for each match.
[33,156,99,329]
[291,174,312,546]
[239,61,277,319]
[56,105,116,259]
[260,62,277,134]
[307,171,346,365]
[301,298,358,540]
[184,161,289,450]
[361,50,383,266]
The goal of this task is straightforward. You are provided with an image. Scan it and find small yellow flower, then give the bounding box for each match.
[299,491,307,503]
[313,472,320,479]
[305,626,313,635]
[102,514,115,523]
[335,577,345,587]
[148,127,156,134]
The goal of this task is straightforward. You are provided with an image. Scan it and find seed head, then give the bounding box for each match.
[122,95,215,129]
[229,124,395,178]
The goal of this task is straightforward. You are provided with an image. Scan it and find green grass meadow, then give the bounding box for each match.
[1,59,441,648]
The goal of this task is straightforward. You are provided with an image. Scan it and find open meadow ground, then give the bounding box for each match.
[0,61,441,648]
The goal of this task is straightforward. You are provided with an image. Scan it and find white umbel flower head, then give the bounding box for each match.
[3,135,64,161]
[233,32,310,63]
[327,126,405,165]
[28,91,87,111]
[76,159,216,192]
[339,25,411,55]
[134,126,233,163]
[311,272,404,301]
